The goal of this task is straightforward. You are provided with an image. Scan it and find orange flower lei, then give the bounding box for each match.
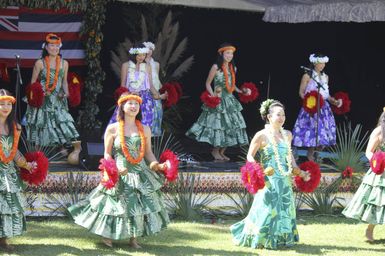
[44,55,61,94]
[119,119,145,164]
[222,63,236,93]
[0,123,20,164]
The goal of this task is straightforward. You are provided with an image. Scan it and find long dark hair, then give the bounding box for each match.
[215,42,236,72]
[117,93,142,121]
[128,43,147,64]
[41,34,62,58]
[377,110,385,143]
[0,89,18,136]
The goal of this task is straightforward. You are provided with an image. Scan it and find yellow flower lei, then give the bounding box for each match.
[265,127,293,176]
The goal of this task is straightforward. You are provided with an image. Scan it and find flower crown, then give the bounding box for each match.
[259,99,275,117]
[383,106,385,112]
[42,33,62,49]
[129,47,149,55]
[143,41,155,50]
[0,95,16,103]
[309,54,329,64]
[118,94,143,106]
[218,46,236,53]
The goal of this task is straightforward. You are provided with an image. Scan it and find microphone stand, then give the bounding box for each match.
[308,70,324,162]
[14,55,23,122]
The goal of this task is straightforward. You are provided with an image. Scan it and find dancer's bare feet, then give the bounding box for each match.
[219,149,230,161]
[211,149,224,161]
[102,237,113,248]
[129,238,142,249]
[365,225,375,242]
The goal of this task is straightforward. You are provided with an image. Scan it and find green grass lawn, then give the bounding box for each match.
[3,215,385,256]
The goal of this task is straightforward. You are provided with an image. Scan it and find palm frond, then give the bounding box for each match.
[169,56,194,80]
[168,37,187,66]
[162,22,179,65]
[140,14,148,41]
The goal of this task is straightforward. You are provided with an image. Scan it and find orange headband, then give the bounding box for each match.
[46,33,62,45]
[0,96,16,103]
[218,46,236,53]
[118,95,143,106]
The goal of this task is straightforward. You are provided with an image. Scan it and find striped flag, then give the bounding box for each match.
[0,6,85,67]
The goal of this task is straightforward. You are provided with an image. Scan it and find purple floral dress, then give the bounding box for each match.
[292,71,336,147]
[109,61,154,127]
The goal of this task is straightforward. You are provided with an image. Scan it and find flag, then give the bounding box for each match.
[0,6,85,68]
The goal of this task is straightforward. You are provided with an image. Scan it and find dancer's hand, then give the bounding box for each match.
[292,167,301,176]
[300,170,311,182]
[337,99,343,108]
[160,91,168,100]
[27,161,37,173]
[264,166,274,176]
[242,88,251,95]
[118,168,128,176]
[158,162,167,171]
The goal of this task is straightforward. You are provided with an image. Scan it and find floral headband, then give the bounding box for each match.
[218,46,236,53]
[309,54,329,64]
[129,47,149,55]
[259,99,275,117]
[117,95,143,106]
[0,95,16,103]
[143,42,155,50]
[383,106,385,112]
[42,33,62,49]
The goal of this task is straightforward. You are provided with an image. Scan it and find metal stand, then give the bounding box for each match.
[14,55,23,122]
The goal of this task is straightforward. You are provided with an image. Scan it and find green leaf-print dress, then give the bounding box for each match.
[0,135,27,238]
[230,138,299,249]
[25,58,79,146]
[68,135,169,240]
[186,69,249,147]
[343,142,385,224]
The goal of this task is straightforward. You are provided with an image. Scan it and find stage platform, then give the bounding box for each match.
[24,160,361,216]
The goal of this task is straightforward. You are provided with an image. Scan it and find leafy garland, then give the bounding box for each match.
[1,0,108,130]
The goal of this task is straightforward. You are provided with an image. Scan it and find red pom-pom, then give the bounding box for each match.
[370,151,385,175]
[200,91,221,108]
[169,81,183,100]
[331,91,351,115]
[159,150,179,182]
[99,158,119,189]
[294,161,321,193]
[342,166,354,178]
[240,161,265,194]
[20,151,49,186]
[113,87,129,102]
[160,82,179,108]
[238,82,259,103]
[25,82,44,108]
[303,91,324,115]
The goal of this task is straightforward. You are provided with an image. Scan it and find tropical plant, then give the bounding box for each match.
[165,172,218,220]
[44,171,91,217]
[322,122,369,173]
[301,187,344,215]
[223,188,254,218]
[110,10,194,84]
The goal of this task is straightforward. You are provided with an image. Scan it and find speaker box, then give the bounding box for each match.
[80,141,104,170]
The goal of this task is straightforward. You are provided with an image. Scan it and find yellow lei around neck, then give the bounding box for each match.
[264,126,293,176]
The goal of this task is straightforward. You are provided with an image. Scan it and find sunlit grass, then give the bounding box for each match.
[3,215,385,256]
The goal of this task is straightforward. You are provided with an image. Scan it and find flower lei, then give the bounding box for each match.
[259,99,274,117]
[119,119,145,164]
[44,56,61,94]
[127,62,146,91]
[309,54,329,64]
[222,63,236,93]
[0,123,20,164]
[264,127,293,176]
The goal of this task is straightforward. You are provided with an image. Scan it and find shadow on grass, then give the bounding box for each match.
[140,244,258,256]
[6,243,133,256]
[296,214,360,225]
[292,243,385,255]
